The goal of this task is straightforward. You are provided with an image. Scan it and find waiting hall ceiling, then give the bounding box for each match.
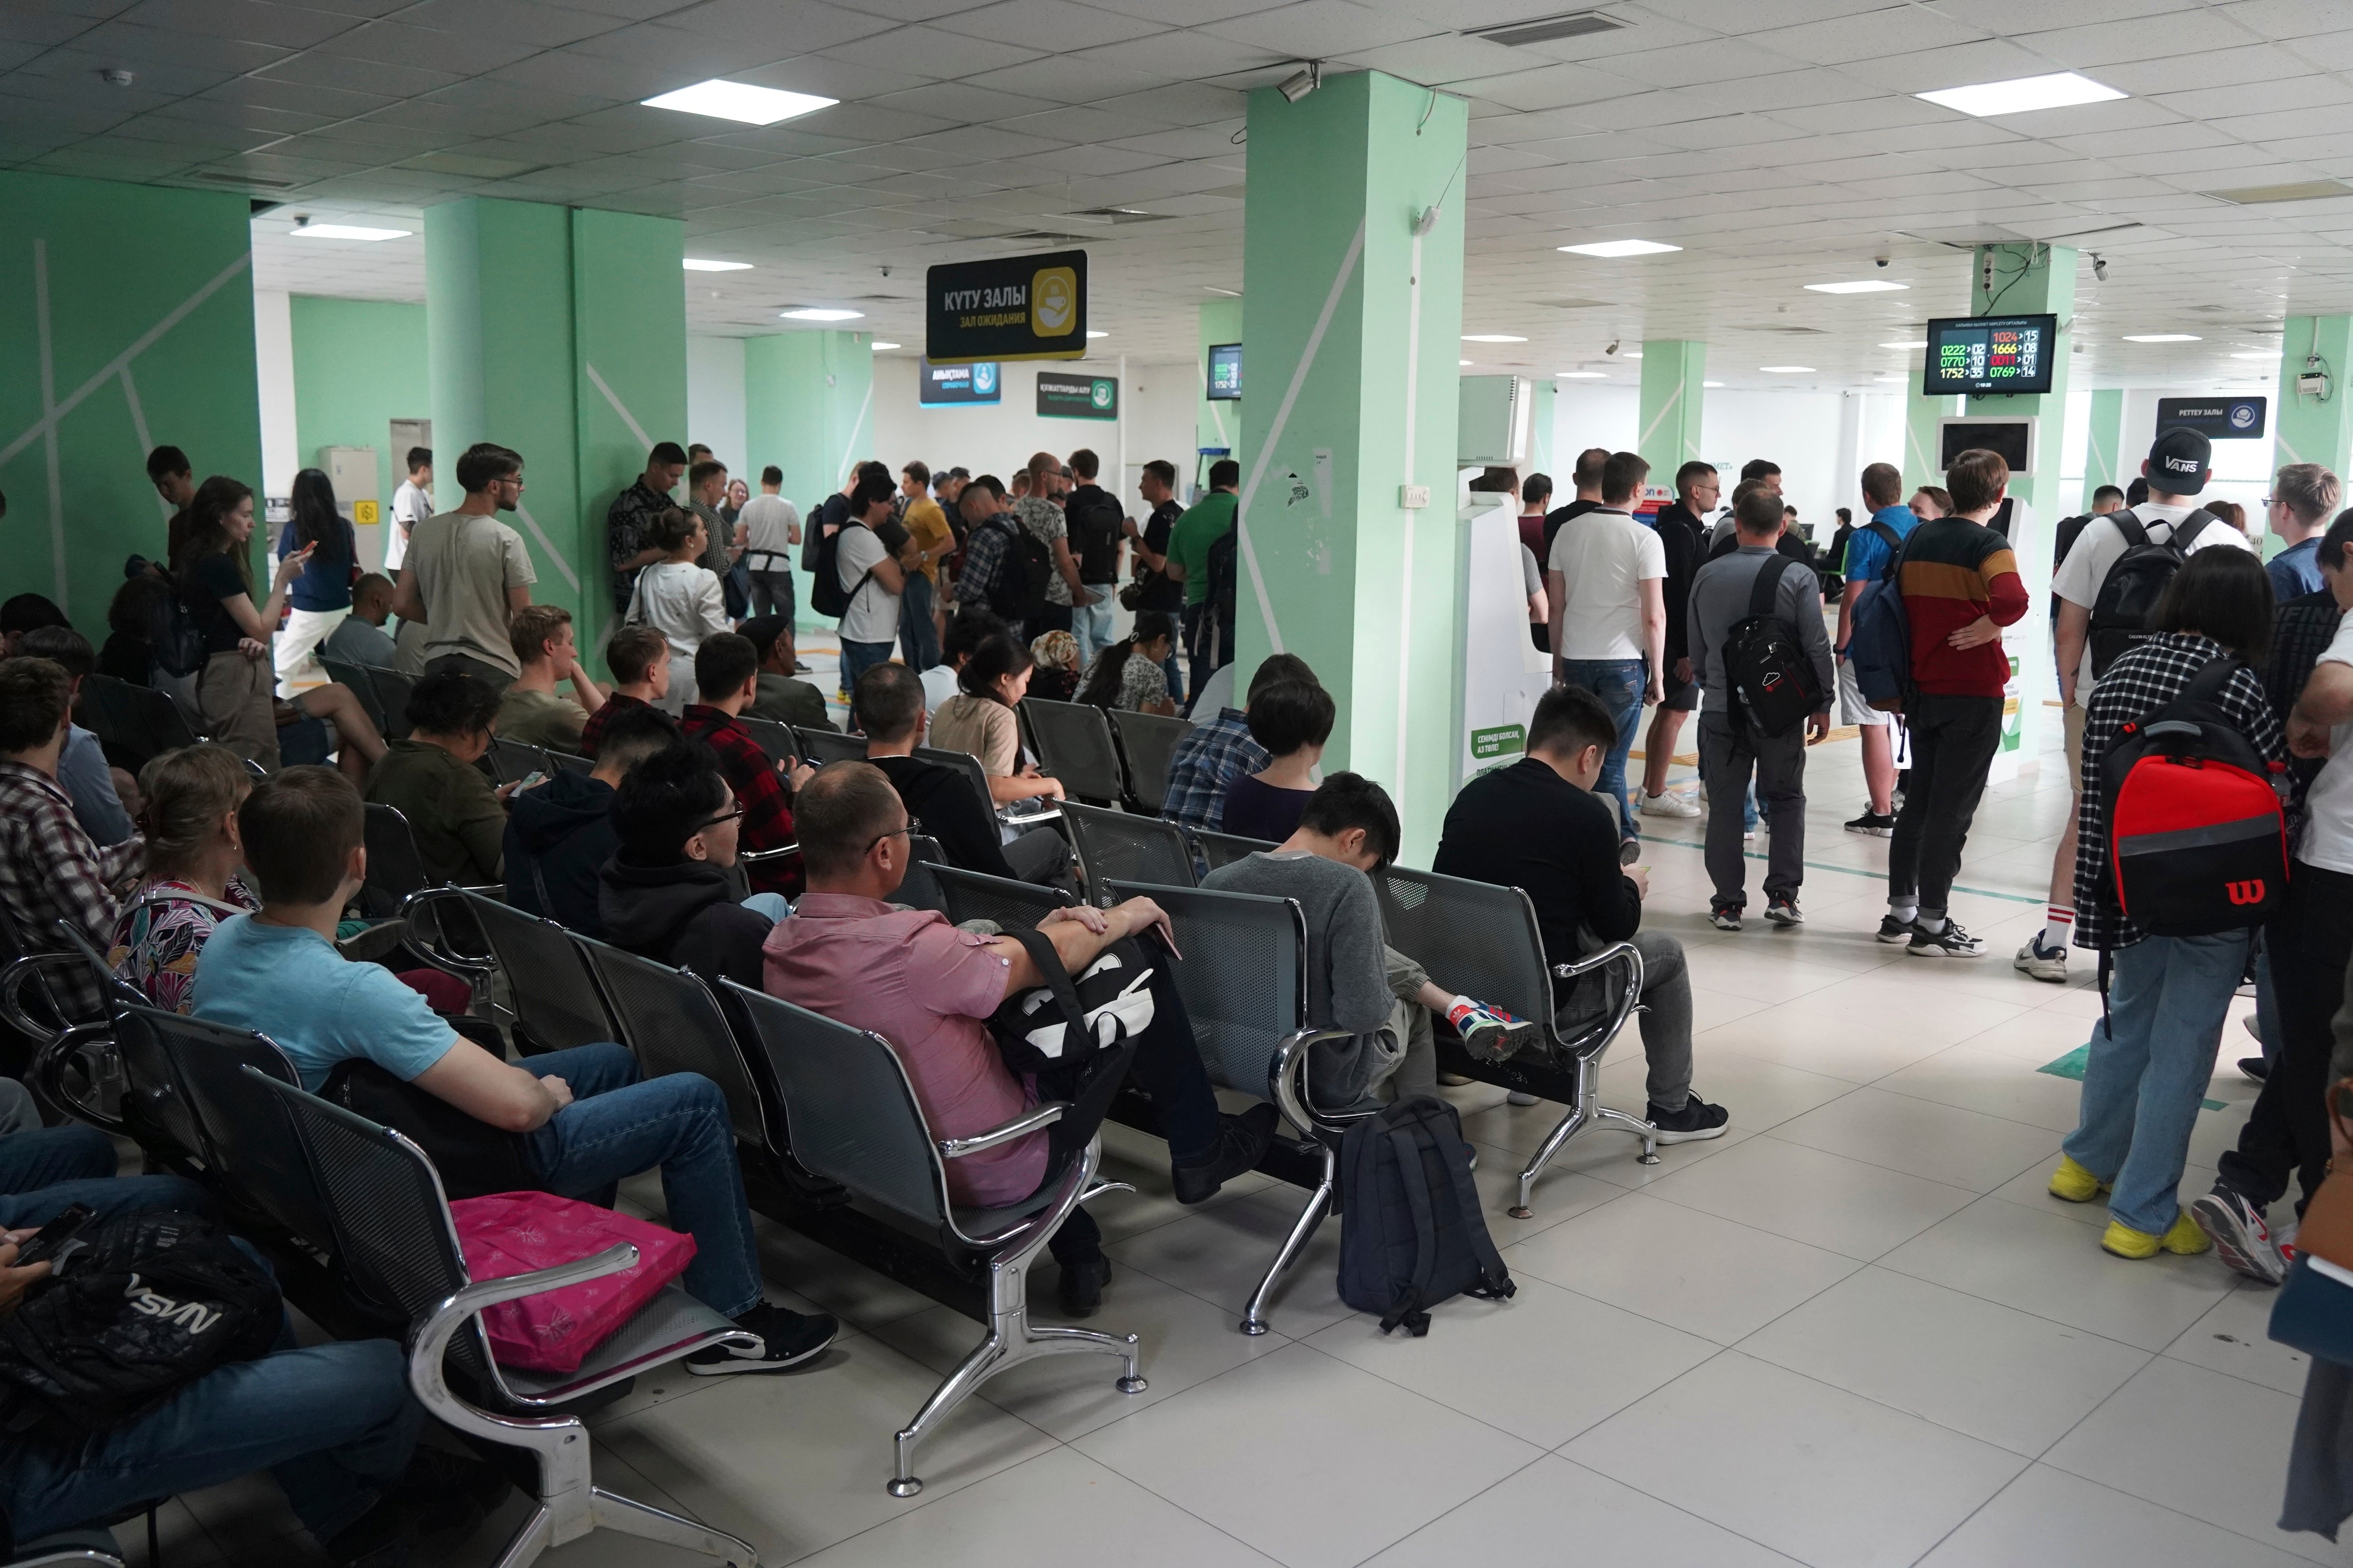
[5,0,2352,390]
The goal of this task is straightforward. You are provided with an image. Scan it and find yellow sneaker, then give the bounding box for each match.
[2101,1212,2213,1259]
[2049,1155,2110,1204]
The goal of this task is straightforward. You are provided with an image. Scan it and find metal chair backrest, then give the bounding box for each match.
[1022,698,1125,805]
[457,892,619,1054]
[547,748,593,776]
[910,833,947,865]
[319,658,387,733]
[912,746,1001,821]
[722,982,945,1228]
[1060,800,1197,900]
[568,934,768,1146]
[1102,880,1305,1097]
[929,864,1074,932]
[76,674,142,759]
[360,803,430,917]
[895,859,950,917]
[736,716,799,767]
[486,738,552,787]
[1106,709,1190,813]
[141,1007,325,1239]
[119,680,203,753]
[112,1007,202,1166]
[797,726,868,765]
[367,666,416,740]
[1373,865,1561,1049]
[1192,828,1275,874]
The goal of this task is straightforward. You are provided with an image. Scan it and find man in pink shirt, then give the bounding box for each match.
[765,763,1274,1318]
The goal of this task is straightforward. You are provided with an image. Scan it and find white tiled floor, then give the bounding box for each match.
[155,706,2352,1568]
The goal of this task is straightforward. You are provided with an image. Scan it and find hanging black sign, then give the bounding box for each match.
[925,249,1087,363]
[1038,372,1118,420]
[2156,396,2267,440]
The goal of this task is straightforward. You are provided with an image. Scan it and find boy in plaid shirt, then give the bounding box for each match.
[679,632,813,898]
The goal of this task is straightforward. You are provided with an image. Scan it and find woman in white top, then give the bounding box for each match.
[624,506,728,713]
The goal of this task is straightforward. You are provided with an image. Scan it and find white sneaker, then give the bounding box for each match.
[1641,790,1701,819]
[2013,937,2067,983]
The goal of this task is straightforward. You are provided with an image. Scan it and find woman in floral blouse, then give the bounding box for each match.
[109,744,255,1013]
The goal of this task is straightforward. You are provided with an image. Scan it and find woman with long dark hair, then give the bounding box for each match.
[272,466,358,694]
[928,632,1064,807]
[1076,610,1178,714]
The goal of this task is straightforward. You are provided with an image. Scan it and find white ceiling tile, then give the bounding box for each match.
[1748,6,1990,66]
[933,0,1165,51]
[1330,34,1521,85]
[2016,9,2262,66]
[956,54,1165,99]
[866,82,1061,120]
[1200,0,1435,58]
[396,0,624,48]
[312,21,542,74]
[2097,42,2309,96]
[1445,64,1645,115]
[732,53,933,97]
[253,45,464,96]
[2151,74,2351,122]
[663,0,896,49]
[816,23,1041,77]
[2212,0,2353,40]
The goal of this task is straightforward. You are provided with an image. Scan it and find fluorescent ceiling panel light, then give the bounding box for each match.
[288,223,409,241]
[1464,334,1527,343]
[1881,340,1926,350]
[1915,71,2125,118]
[1557,371,1606,378]
[1086,329,1109,338]
[1623,351,1641,359]
[1874,376,1906,383]
[1806,280,1908,294]
[2206,180,2353,206]
[683,258,752,272]
[2231,351,2274,360]
[781,308,863,322]
[1558,239,1680,258]
[1760,366,1815,374]
[1702,381,1724,388]
[870,342,900,351]
[2123,333,2198,343]
[1204,286,1241,297]
[642,80,836,126]
[1459,359,1473,366]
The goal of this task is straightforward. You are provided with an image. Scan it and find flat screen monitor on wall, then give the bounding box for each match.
[1937,416,2037,478]
[1206,343,1242,400]
[1921,314,2058,397]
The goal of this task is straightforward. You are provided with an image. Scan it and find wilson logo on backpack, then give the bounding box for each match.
[2227,880,2266,905]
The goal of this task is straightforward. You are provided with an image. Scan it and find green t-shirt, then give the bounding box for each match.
[495,687,587,752]
[1168,491,1237,607]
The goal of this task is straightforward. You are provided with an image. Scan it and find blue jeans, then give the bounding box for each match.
[2062,931,2249,1235]
[1557,658,1646,839]
[522,1043,764,1318]
[1070,592,1118,668]
[898,573,942,673]
[838,638,894,700]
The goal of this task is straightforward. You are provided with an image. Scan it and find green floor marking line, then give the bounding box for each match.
[1634,833,2043,904]
[2036,1045,2224,1111]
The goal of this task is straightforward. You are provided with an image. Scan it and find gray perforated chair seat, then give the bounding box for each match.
[1060,801,1196,901]
[497,1284,742,1402]
[929,864,1073,932]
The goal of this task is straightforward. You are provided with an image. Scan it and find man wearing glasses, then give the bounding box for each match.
[599,739,793,990]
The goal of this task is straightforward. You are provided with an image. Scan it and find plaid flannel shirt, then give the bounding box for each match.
[606,480,676,613]
[2270,592,2341,828]
[577,690,650,759]
[954,512,1020,619]
[0,761,143,1021]
[2073,632,2283,952]
[680,706,800,897]
[1160,709,1272,833]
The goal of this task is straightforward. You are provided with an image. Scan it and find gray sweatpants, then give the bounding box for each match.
[1697,711,1807,910]
[1555,928,1694,1112]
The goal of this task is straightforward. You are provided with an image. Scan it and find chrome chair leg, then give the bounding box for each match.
[487,1504,555,1568]
[1509,1049,1658,1218]
[590,1487,758,1567]
[1510,1101,1590,1219]
[1595,1104,1661,1164]
[1242,1142,1335,1336]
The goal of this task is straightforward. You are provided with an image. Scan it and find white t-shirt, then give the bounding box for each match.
[386,479,431,572]
[920,664,959,715]
[2050,502,2257,703]
[624,560,727,707]
[1546,507,1665,661]
[737,494,798,561]
[836,523,900,645]
[2300,617,2353,874]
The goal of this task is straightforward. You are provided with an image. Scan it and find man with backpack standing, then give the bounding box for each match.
[1688,484,1834,928]
[832,474,905,697]
[2040,431,2257,982]
[1878,449,2029,956]
[1064,448,1124,668]
[1835,464,1919,836]
[1016,451,1089,639]
[953,475,1045,641]
[1168,458,1241,707]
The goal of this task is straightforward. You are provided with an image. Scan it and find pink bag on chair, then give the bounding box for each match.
[450,1192,698,1375]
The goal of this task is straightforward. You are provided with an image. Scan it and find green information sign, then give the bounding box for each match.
[1469,723,1525,760]
[1038,372,1118,420]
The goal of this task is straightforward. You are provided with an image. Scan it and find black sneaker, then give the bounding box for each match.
[1647,1096,1729,1144]
[385,1448,513,1539]
[1764,897,1801,927]
[1845,809,1896,837]
[1907,920,1985,958]
[1876,914,1918,944]
[1172,1102,1279,1204]
[1057,1254,1112,1318]
[2239,1056,2270,1083]
[1618,836,1643,866]
[1709,904,1743,931]
[689,1302,840,1375]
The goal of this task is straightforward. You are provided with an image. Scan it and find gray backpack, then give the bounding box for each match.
[1336,1096,1514,1335]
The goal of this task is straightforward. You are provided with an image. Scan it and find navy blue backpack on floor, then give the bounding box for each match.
[1337,1096,1514,1336]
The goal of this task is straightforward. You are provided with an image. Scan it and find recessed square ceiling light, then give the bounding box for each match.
[1702,380,1724,387]
[870,342,901,351]
[781,307,863,321]
[1760,366,1815,374]
[642,80,836,126]
[1880,340,1926,350]
[1557,371,1606,378]
[1558,239,1680,258]
[1916,71,2125,118]
[683,258,752,272]
[2205,179,2353,206]
[1623,351,1641,359]
[1807,280,1908,294]
[1464,334,1527,343]
[2123,333,2199,343]
[1459,359,1473,366]
[289,223,409,241]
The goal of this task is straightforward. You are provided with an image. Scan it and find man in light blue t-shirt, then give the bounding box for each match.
[1833,463,1918,835]
[192,764,836,1376]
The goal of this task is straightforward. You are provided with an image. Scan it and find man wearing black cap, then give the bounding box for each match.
[2037,428,2256,984]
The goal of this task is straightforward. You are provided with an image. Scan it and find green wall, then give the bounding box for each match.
[0,169,261,633]
[289,296,427,506]
[744,328,872,630]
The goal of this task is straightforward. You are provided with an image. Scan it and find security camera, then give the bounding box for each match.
[1277,62,1321,103]
[1605,338,1621,355]
[1874,254,1890,268]
[2091,254,2108,282]
[292,213,311,228]
[879,264,891,278]
[101,68,133,88]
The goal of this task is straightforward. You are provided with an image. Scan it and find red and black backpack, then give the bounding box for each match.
[2104,656,2289,935]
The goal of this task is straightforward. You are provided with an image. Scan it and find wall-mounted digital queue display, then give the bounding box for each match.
[1922,314,2058,397]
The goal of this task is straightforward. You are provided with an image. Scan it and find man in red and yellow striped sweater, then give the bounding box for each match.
[1881,448,2030,958]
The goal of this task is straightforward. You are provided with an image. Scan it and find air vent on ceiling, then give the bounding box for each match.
[189,169,298,191]
[1063,206,1169,224]
[2206,180,2353,205]
[1733,324,1828,335]
[998,229,1083,242]
[1533,296,1614,310]
[398,151,545,180]
[1465,9,1625,46]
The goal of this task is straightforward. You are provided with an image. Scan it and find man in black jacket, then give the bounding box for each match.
[1432,684,1729,1141]
[503,705,676,935]
[597,739,787,989]
[852,663,1070,885]
[1637,459,1717,819]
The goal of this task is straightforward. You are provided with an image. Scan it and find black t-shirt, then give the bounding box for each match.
[869,753,1014,879]
[1541,497,1601,562]
[1066,483,1123,584]
[183,552,247,655]
[1139,498,1185,611]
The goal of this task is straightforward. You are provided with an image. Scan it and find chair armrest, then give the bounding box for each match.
[940,1101,1065,1158]
[0,952,79,1047]
[389,886,497,979]
[999,805,1063,826]
[1549,941,1645,1056]
[738,842,800,864]
[1551,940,1641,983]
[1269,1027,1384,1136]
[405,1242,641,1441]
[29,1015,129,1135]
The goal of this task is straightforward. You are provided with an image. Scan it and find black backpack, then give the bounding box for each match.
[2088,510,2217,678]
[153,570,210,679]
[1337,1096,1514,1336]
[1068,488,1123,584]
[1722,554,1823,737]
[0,1208,280,1440]
[1204,526,1240,653]
[978,514,1052,625]
[806,522,870,619]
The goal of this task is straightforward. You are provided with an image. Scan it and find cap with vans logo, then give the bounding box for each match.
[2147,427,2211,495]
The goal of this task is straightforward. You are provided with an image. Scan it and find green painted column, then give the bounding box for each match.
[1196,297,1243,491]
[0,170,260,628]
[1527,377,1555,483]
[744,329,872,632]
[2276,315,2353,480]
[1238,69,1468,864]
[2081,387,2124,510]
[571,206,686,647]
[1636,341,1705,481]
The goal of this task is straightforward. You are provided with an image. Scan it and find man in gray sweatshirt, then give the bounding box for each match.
[1688,483,1835,929]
